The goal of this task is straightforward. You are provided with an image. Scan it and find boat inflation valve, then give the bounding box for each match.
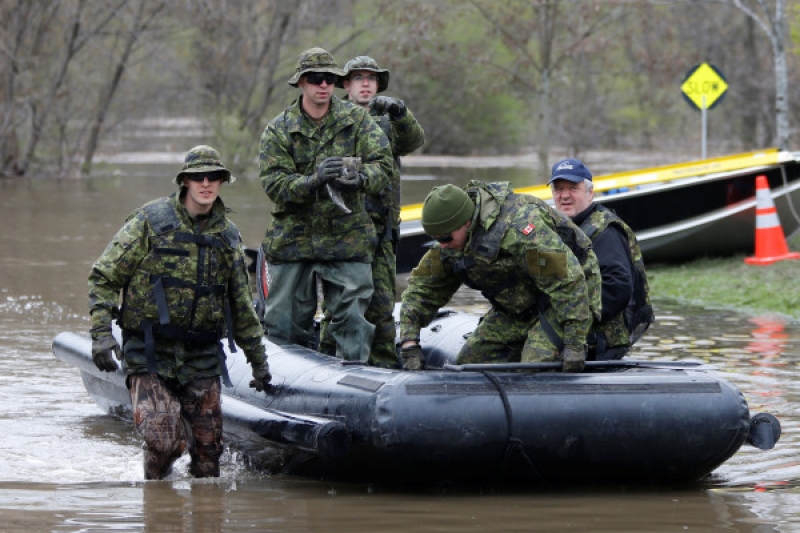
[746,412,781,450]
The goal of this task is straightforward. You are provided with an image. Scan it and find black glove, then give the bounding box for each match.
[308,157,344,188]
[561,344,586,373]
[249,360,272,392]
[400,344,424,371]
[330,168,365,192]
[92,335,121,372]
[370,96,406,119]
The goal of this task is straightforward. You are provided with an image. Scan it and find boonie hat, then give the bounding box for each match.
[421,184,475,237]
[548,158,592,184]
[337,55,390,93]
[287,47,346,87]
[175,145,234,185]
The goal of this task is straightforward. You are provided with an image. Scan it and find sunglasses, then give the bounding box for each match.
[434,233,454,243]
[305,72,338,86]
[186,173,224,183]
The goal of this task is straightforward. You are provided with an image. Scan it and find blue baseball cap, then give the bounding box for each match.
[548,158,592,184]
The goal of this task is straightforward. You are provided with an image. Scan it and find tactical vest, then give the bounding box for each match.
[580,205,654,347]
[442,192,600,322]
[119,197,240,362]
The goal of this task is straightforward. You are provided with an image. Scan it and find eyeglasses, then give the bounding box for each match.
[434,233,454,243]
[352,74,378,83]
[186,173,224,183]
[305,72,338,86]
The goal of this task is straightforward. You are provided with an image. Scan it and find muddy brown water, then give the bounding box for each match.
[1,166,798,532]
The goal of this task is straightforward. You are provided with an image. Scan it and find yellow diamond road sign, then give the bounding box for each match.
[681,63,728,110]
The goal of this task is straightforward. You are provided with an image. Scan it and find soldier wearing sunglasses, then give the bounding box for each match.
[88,145,270,479]
[398,182,601,372]
[313,56,425,369]
[258,47,394,363]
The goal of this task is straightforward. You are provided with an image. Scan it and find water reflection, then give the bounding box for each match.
[1,170,799,531]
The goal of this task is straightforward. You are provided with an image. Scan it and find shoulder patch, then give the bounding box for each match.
[519,223,536,235]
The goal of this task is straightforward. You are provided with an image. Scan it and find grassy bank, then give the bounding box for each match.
[647,231,800,321]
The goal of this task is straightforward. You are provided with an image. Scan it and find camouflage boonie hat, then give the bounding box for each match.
[175,145,235,185]
[287,47,346,87]
[337,55,390,93]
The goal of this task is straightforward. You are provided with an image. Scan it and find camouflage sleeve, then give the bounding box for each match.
[87,211,150,339]
[354,107,394,197]
[390,108,425,157]
[228,244,267,366]
[258,120,317,205]
[518,230,593,347]
[398,247,462,342]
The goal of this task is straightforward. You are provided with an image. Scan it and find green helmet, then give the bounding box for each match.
[175,145,234,185]
[338,55,390,93]
[287,47,346,87]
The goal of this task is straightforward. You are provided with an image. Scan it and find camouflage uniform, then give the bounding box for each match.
[89,183,267,479]
[319,56,426,367]
[259,49,394,362]
[399,181,600,364]
[578,203,650,359]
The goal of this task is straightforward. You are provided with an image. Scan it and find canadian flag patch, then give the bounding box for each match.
[520,223,535,235]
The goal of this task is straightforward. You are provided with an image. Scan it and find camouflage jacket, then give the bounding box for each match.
[369,108,425,235]
[88,192,266,378]
[400,181,598,347]
[259,95,394,263]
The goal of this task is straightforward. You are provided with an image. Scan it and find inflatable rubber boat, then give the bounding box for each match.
[51,308,780,485]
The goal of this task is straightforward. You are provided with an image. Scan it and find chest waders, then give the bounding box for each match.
[122,199,237,386]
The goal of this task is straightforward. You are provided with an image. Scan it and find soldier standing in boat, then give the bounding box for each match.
[88,145,271,480]
[258,47,394,362]
[398,181,602,371]
[315,55,425,368]
[549,158,654,360]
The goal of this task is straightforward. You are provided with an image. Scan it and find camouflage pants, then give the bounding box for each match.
[129,374,222,480]
[457,307,562,364]
[319,237,399,368]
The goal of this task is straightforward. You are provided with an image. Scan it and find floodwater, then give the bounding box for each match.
[1,164,799,532]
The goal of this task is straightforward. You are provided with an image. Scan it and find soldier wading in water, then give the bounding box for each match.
[88,145,271,479]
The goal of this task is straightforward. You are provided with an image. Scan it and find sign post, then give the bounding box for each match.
[680,63,728,160]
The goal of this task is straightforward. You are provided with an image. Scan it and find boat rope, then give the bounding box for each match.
[779,164,800,232]
[480,371,542,481]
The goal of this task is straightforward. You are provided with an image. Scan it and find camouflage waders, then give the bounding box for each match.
[130,374,222,479]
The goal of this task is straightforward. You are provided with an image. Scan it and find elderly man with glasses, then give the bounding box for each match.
[258,47,394,363]
[398,181,601,372]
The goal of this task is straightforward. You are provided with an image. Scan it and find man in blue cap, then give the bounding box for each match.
[549,158,653,359]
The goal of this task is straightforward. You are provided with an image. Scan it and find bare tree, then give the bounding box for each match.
[467,0,627,175]
[727,0,791,149]
[81,0,166,175]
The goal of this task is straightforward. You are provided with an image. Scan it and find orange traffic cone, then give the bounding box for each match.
[744,175,800,265]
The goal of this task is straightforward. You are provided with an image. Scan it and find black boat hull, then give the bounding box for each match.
[52,310,773,485]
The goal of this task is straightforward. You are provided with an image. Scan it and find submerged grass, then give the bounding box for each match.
[646,231,800,321]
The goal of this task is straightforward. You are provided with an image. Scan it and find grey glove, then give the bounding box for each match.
[92,335,121,372]
[400,344,424,371]
[330,169,365,192]
[370,96,406,119]
[249,360,272,392]
[561,344,586,373]
[308,157,344,188]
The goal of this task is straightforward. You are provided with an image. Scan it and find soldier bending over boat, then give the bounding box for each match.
[398,181,601,371]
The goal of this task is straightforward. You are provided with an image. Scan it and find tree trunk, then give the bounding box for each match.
[82,0,164,176]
